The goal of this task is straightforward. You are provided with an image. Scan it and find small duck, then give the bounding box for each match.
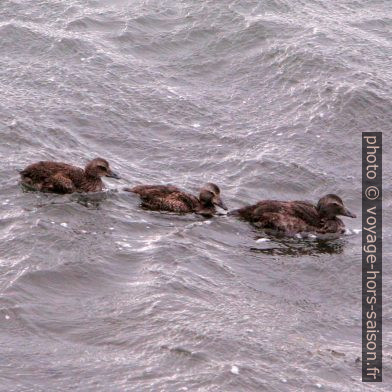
[230,194,356,235]
[20,157,120,194]
[124,183,227,216]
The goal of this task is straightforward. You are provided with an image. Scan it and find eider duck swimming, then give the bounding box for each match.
[124,183,227,217]
[230,194,356,236]
[20,158,120,194]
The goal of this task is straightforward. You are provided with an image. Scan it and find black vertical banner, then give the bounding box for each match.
[362,132,382,382]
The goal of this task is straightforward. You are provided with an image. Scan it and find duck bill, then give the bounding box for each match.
[343,208,356,218]
[106,170,121,179]
[213,196,228,210]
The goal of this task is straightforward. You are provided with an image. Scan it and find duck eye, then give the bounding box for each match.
[98,165,107,171]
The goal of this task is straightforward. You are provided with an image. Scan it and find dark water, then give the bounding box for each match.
[1,1,391,391]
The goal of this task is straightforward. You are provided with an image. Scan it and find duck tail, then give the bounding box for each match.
[227,208,241,217]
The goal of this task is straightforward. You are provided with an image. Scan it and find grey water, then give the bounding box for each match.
[1,0,391,391]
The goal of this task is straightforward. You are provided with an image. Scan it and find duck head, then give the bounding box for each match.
[317,194,356,219]
[199,183,227,210]
[85,158,120,179]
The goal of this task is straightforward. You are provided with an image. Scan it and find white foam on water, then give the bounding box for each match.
[230,365,239,375]
[60,222,68,228]
[256,238,270,243]
[116,241,131,248]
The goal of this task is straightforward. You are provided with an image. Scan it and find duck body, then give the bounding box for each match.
[130,185,199,213]
[20,158,120,194]
[125,183,227,216]
[231,194,356,236]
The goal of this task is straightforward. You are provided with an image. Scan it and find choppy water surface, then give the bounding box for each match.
[1,1,391,391]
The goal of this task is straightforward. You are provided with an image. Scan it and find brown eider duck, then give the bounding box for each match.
[124,183,227,216]
[20,158,120,194]
[230,194,356,235]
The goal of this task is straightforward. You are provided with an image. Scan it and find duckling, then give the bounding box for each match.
[230,194,356,235]
[20,157,120,194]
[124,183,227,216]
